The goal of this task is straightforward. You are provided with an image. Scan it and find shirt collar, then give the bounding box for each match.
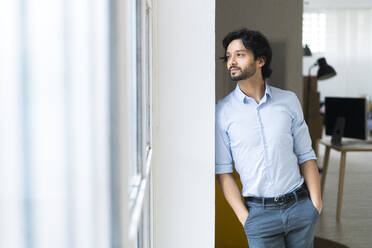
[234,82,272,104]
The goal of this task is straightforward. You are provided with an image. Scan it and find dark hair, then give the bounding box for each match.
[221,28,272,79]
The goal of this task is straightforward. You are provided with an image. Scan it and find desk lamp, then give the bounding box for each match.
[306,57,337,122]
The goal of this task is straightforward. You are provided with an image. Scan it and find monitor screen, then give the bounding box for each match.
[325,97,367,140]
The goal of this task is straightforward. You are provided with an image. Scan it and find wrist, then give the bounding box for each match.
[311,198,323,213]
[310,193,322,204]
[311,197,322,206]
[238,210,249,225]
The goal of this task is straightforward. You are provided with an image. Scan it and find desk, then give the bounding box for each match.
[319,138,372,219]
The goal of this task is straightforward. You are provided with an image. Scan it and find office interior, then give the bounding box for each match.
[215,1,372,248]
[1,0,372,248]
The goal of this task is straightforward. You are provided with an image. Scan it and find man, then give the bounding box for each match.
[215,28,322,248]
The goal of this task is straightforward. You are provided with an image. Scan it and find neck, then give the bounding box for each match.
[237,76,266,103]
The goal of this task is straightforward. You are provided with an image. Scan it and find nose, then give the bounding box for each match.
[228,56,237,68]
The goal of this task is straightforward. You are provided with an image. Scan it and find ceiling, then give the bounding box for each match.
[304,0,372,10]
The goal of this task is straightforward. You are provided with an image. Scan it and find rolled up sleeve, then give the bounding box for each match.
[290,93,317,165]
[215,102,233,174]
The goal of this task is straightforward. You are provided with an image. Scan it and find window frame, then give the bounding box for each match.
[124,0,153,247]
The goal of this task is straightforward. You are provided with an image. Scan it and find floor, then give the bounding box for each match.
[315,140,372,248]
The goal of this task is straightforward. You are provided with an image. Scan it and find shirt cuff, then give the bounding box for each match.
[215,163,233,174]
[297,150,317,165]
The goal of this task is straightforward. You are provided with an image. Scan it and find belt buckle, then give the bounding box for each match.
[274,196,286,206]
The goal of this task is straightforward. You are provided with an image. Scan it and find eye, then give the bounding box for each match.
[225,56,230,60]
[237,53,244,57]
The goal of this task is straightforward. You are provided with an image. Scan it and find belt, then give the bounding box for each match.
[244,184,309,206]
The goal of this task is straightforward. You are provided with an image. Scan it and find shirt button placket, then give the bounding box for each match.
[257,106,270,181]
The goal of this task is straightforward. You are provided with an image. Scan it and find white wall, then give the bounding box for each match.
[152,0,215,248]
[216,0,304,101]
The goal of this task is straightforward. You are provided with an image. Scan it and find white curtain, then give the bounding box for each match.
[0,0,112,248]
[304,8,372,101]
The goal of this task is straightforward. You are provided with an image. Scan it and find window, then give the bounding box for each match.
[128,0,153,247]
[0,0,111,247]
[1,0,154,247]
[303,12,326,53]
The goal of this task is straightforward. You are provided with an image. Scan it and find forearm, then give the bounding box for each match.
[216,173,248,224]
[300,159,323,212]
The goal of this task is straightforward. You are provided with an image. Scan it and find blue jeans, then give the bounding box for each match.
[243,194,319,248]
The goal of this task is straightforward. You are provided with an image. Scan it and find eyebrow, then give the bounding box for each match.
[226,49,248,55]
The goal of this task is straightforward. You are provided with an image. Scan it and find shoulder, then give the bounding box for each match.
[269,85,298,100]
[216,91,234,123]
[269,85,301,106]
[268,85,303,116]
[216,91,234,112]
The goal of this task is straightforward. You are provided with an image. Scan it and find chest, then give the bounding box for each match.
[226,104,293,148]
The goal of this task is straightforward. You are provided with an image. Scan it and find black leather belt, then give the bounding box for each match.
[244,184,309,206]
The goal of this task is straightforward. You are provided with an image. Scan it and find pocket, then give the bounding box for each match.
[243,207,254,229]
[308,198,320,217]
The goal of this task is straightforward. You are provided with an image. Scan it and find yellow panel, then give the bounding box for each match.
[215,169,249,248]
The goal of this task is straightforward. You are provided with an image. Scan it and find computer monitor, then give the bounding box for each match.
[325,97,368,140]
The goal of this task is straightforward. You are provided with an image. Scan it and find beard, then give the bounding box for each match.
[229,63,256,81]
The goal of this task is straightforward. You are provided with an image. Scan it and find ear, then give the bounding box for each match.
[256,56,266,68]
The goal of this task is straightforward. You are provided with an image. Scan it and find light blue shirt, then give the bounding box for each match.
[215,83,316,197]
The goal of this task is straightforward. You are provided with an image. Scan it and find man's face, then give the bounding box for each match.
[225,39,257,81]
